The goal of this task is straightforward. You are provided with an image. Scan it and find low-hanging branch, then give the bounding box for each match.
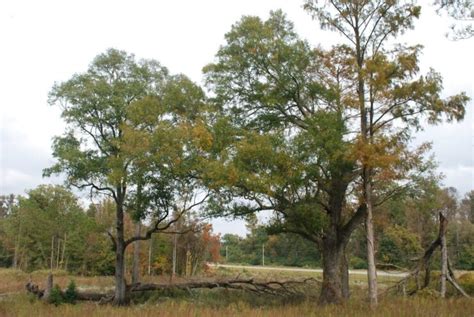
[124,192,210,247]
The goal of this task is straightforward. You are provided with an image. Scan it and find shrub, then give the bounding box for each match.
[48,284,64,306]
[350,256,367,269]
[64,280,77,304]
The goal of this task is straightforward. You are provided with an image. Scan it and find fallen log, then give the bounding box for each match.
[26,277,320,303]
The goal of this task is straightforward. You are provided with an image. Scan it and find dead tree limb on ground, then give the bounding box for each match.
[26,276,320,303]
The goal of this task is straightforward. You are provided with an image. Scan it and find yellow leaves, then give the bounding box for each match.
[202,161,239,189]
[191,122,213,151]
[350,135,404,179]
[120,124,151,157]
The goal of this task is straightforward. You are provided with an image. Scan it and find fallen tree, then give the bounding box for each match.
[382,212,470,298]
[26,275,320,304]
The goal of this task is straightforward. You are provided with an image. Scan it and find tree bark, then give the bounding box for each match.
[61,234,67,270]
[320,239,345,304]
[148,238,153,276]
[27,277,319,302]
[340,250,350,300]
[172,233,177,278]
[365,178,378,307]
[113,197,128,306]
[132,222,141,285]
[440,213,448,298]
[43,273,53,301]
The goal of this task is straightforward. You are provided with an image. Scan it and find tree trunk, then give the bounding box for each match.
[113,201,128,306]
[61,234,67,270]
[340,250,350,299]
[320,240,345,304]
[440,213,448,298]
[43,272,53,301]
[132,222,141,285]
[172,233,177,277]
[56,239,61,269]
[365,178,378,307]
[148,238,153,276]
[50,236,55,271]
[13,228,21,269]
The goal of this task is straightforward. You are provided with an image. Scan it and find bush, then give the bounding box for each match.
[48,284,64,306]
[64,280,77,304]
[350,256,367,269]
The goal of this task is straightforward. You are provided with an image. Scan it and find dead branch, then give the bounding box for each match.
[26,277,320,303]
[380,212,470,298]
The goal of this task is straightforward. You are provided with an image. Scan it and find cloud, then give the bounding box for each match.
[439,165,474,195]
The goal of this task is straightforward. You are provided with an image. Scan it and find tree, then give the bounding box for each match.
[0,194,17,267]
[1,185,97,272]
[45,49,211,305]
[459,190,474,223]
[203,11,367,304]
[304,0,469,306]
[0,194,15,218]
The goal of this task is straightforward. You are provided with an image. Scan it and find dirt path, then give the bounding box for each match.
[211,263,409,278]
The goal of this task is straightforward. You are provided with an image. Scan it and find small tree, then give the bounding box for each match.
[64,280,77,304]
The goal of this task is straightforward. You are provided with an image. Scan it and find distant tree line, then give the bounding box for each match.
[0,185,220,276]
[220,186,474,271]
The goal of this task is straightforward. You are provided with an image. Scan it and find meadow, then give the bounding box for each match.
[0,267,472,317]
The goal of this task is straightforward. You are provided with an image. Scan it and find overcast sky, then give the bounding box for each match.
[0,0,473,237]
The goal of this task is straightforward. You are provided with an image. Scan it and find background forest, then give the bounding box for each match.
[1,184,472,274]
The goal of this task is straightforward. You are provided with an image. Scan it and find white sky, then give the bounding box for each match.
[0,0,473,237]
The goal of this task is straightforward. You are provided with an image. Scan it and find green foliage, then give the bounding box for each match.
[44,48,212,229]
[204,11,358,261]
[63,280,77,304]
[350,257,367,270]
[449,221,474,270]
[221,227,321,267]
[48,284,64,306]
[379,225,422,267]
[0,185,112,273]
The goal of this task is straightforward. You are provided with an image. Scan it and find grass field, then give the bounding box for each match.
[0,267,472,317]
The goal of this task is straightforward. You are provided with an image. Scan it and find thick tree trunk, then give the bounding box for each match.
[340,250,350,299]
[113,201,128,306]
[318,176,361,304]
[132,222,141,285]
[320,240,345,304]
